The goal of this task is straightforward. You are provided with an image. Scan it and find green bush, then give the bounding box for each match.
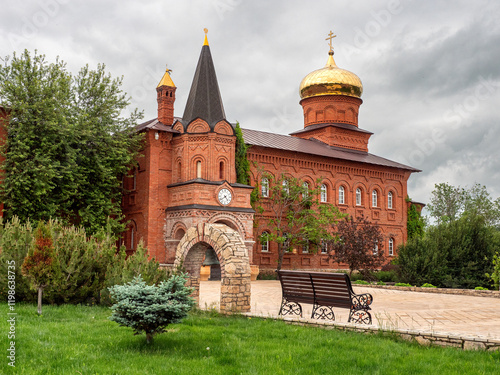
[0,217,36,302]
[353,280,369,285]
[396,215,497,289]
[100,241,170,305]
[373,270,398,282]
[421,283,437,288]
[376,281,386,286]
[0,217,169,305]
[109,274,195,344]
[395,283,412,287]
[475,286,489,290]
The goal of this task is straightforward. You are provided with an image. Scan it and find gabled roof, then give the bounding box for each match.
[241,127,420,172]
[135,118,181,133]
[182,44,226,127]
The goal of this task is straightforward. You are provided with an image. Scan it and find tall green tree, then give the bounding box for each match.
[427,182,500,226]
[0,50,143,234]
[256,173,343,270]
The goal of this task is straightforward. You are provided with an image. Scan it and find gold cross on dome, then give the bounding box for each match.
[326,30,337,52]
[165,64,172,74]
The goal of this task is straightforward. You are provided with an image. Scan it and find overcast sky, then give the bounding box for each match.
[2,0,500,213]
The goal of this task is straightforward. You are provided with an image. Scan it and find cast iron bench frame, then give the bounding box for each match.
[277,270,373,324]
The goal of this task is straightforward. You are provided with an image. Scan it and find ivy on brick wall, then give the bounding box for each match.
[234,122,250,185]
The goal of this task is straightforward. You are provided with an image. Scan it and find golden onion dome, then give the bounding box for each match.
[299,52,363,100]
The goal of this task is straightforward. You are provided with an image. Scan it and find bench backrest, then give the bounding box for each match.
[278,270,354,308]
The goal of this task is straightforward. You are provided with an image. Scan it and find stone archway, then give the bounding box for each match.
[174,223,251,313]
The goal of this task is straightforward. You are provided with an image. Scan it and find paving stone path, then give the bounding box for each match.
[200,280,500,341]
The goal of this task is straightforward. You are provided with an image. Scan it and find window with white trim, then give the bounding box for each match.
[261,232,269,252]
[388,192,393,209]
[302,182,309,198]
[389,238,394,256]
[372,190,378,207]
[282,180,289,194]
[356,188,362,206]
[339,186,345,204]
[321,240,328,254]
[320,184,327,203]
[261,178,269,197]
[373,241,378,255]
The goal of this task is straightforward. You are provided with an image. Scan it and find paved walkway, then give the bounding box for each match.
[199,280,500,341]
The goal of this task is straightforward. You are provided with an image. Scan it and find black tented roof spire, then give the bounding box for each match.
[182,30,226,127]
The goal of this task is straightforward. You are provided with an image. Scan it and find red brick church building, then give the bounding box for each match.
[121,31,419,273]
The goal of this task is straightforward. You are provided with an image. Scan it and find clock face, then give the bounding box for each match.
[218,188,232,205]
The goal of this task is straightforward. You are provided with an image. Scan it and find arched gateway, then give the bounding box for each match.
[174,223,251,313]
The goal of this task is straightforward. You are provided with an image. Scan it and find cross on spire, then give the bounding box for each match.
[326,30,337,52]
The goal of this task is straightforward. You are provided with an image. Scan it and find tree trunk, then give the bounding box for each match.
[37,286,43,315]
[146,332,153,344]
[277,244,284,270]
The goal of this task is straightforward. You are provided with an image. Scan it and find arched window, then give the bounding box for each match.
[373,240,378,255]
[177,162,182,181]
[389,238,394,256]
[133,169,137,191]
[339,186,345,204]
[261,178,269,198]
[282,180,289,194]
[302,182,309,198]
[356,188,362,206]
[196,161,202,179]
[372,190,378,207]
[219,161,224,180]
[320,184,327,203]
[261,232,269,252]
[388,192,393,209]
[130,228,135,251]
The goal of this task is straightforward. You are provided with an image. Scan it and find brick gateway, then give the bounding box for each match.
[174,223,251,313]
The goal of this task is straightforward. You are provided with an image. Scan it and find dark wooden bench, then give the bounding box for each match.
[277,270,373,324]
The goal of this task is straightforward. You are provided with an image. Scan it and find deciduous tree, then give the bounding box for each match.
[0,50,143,235]
[328,216,385,277]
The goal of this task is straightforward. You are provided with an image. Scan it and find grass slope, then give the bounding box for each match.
[1,303,499,374]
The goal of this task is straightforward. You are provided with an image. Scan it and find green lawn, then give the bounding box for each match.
[1,303,499,374]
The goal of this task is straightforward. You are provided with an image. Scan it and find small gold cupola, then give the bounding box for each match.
[157,65,176,125]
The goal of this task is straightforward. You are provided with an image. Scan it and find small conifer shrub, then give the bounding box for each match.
[108,274,195,344]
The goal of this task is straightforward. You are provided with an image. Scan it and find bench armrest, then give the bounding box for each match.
[351,293,373,310]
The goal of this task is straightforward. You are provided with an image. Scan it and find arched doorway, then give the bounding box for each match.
[174,223,251,313]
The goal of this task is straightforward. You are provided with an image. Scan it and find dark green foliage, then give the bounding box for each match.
[234,122,250,185]
[0,217,168,304]
[0,50,144,235]
[407,203,425,239]
[397,215,497,288]
[108,274,195,343]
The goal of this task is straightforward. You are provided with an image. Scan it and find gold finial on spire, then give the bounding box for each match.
[203,28,209,46]
[325,30,337,53]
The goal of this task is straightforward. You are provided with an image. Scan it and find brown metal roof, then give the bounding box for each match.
[241,127,420,172]
[135,118,180,133]
[289,122,373,135]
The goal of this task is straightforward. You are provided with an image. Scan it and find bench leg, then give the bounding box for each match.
[279,298,302,317]
[348,309,372,324]
[311,305,335,321]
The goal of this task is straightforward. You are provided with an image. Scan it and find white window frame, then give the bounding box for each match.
[373,241,378,255]
[320,184,327,203]
[372,190,378,207]
[339,186,345,204]
[261,232,269,252]
[321,240,328,254]
[302,182,309,198]
[282,180,289,194]
[356,188,362,206]
[261,178,269,198]
[389,238,394,256]
[388,192,393,209]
